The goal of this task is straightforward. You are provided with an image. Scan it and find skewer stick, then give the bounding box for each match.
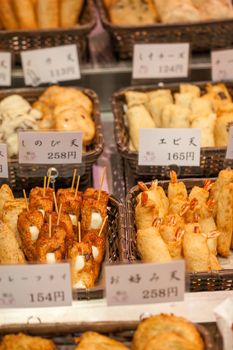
[98,166,106,201]
[43,176,47,197]
[47,174,51,189]
[78,221,81,243]
[49,215,52,238]
[57,204,62,225]
[23,189,29,211]
[53,191,58,213]
[71,169,77,190]
[75,175,80,198]
[98,215,108,237]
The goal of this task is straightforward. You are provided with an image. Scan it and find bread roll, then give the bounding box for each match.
[0,220,26,264]
[60,0,84,27]
[0,0,18,29]
[37,0,59,28]
[13,0,37,29]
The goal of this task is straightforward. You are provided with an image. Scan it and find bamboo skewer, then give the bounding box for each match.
[98,215,108,237]
[47,174,51,189]
[75,175,80,198]
[57,204,62,225]
[49,215,52,238]
[71,169,77,190]
[23,189,29,211]
[78,221,81,243]
[98,166,106,201]
[53,191,58,214]
[43,176,47,197]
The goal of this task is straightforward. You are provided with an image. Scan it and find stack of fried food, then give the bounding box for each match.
[0,314,204,350]
[0,86,95,157]
[125,83,233,150]
[0,175,109,289]
[0,0,85,30]
[134,168,233,272]
[104,0,233,26]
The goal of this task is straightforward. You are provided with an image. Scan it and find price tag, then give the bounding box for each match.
[139,128,201,166]
[18,131,83,164]
[0,52,11,86]
[211,49,233,81]
[133,43,190,79]
[0,144,8,178]
[226,125,233,159]
[0,263,72,308]
[105,260,185,306]
[21,45,80,86]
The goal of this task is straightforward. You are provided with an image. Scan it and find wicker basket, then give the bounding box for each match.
[112,82,233,191]
[97,0,233,59]
[0,0,96,63]
[0,86,104,192]
[126,178,233,292]
[0,321,216,350]
[73,194,127,300]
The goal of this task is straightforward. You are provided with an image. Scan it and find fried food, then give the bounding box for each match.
[75,332,129,350]
[45,211,74,248]
[137,226,172,263]
[0,221,26,264]
[13,0,37,29]
[83,232,105,279]
[132,314,204,350]
[37,0,59,28]
[36,222,66,263]
[60,0,84,27]
[143,332,196,350]
[18,209,44,261]
[68,241,95,288]
[0,0,18,29]
[0,333,56,350]
[0,184,14,215]
[2,199,27,246]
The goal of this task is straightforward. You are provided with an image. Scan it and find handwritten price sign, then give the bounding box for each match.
[21,45,80,86]
[105,261,185,306]
[0,263,72,308]
[0,52,11,86]
[211,49,233,82]
[18,131,83,164]
[133,43,190,79]
[139,128,201,166]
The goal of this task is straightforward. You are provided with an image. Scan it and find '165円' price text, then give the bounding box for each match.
[168,152,195,162]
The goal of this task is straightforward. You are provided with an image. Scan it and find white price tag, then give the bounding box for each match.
[0,52,11,86]
[18,131,83,164]
[0,144,8,178]
[139,128,201,166]
[0,263,72,308]
[105,261,185,306]
[21,45,80,86]
[226,125,233,159]
[133,43,190,79]
[211,49,233,81]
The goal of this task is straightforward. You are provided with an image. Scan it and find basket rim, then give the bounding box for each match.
[0,0,96,36]
[112,81,230,159]
[0,86,104,163]
[96,0,233,32]
[125,177,233,280]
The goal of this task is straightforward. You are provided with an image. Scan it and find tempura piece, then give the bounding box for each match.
[183,226,211,272]
[216,183,233,257]
[0,184,14,215]
[137,226,172,263]
[75,331,129,350]
[0,333,56,350]
[0,221,26,264]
